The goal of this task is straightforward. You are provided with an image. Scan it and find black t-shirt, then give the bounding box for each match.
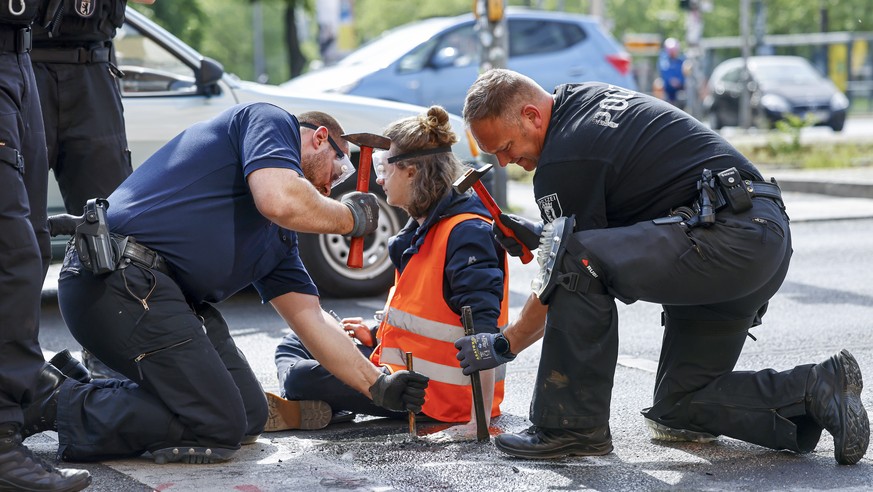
[533,83,762,230]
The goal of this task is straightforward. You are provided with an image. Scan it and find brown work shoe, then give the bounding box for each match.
[494,425,613,459]
[806,349,870,465]
[0,423,91,491]
[264,392,332,431]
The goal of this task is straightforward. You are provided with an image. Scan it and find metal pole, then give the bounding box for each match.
[739,0,752,129]
[475,0,508,209]
[405,352,416,436]
[684,2,704,119]
[252,0,267,83]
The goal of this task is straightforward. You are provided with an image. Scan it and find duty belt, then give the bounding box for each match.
[712,179,783,211]
[0,27,32,53]
[114,235,171,276]
[655,167,784,227]
[30,46,110,63]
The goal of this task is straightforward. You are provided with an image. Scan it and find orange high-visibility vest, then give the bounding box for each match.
[370,212,510,422]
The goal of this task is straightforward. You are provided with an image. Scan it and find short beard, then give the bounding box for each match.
[302,146,332,195]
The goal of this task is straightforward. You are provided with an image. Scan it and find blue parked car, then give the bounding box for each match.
[281,8,637,116]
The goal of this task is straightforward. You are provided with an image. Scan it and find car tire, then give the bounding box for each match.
[829,114,846,132]
[298,193,407,298]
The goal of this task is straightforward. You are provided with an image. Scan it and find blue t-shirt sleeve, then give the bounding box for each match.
[253,237,320,302]
[232,103,304,178]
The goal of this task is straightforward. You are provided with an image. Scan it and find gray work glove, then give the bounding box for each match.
[342,191,380,237]
[454,332,516,376]
[493,213,542,257]
[369,370,429,413]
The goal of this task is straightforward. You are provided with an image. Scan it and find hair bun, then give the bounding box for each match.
[424,106,456,146]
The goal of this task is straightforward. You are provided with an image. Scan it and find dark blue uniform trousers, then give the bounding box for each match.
[56,248,267,461]
[0,44,51,426]
[533,197,824,453]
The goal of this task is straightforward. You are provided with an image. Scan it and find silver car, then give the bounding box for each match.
[46,8,481,298]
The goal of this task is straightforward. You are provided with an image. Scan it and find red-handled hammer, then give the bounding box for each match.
[341,133,391,269]
[452,164,534,264]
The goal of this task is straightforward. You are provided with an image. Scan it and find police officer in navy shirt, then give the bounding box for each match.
[1,0,91,489]
[455,69,869,465]
[21,102,428,464]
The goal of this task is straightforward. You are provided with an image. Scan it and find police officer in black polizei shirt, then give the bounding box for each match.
[455,68,869,464]
[0,0,90,490]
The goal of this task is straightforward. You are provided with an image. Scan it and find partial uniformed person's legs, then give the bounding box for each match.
[0,40,91,490]
[35,61,132,216]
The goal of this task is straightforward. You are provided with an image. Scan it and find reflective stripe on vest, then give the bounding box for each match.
[369,212,510,422]
[380,347,506,387]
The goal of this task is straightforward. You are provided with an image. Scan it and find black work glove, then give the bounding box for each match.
[454,333,517,376]
[493,213,542,257]
[342,191,380,237]
[368,370,429,413]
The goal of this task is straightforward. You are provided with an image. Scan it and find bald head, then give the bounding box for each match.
[462,69,552,124]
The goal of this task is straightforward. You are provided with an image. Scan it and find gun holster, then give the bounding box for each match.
[48,198,118,275]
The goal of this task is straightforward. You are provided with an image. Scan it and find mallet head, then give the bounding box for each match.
[340,132,391,151]
[452,163,494,194]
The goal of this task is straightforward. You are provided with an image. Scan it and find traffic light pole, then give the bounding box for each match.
[474,0,509,208]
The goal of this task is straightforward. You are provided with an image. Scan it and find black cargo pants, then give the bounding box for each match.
[33,46,132,215]
[532,196,821,453]
[55,246,267,461]
[0,45,51,426]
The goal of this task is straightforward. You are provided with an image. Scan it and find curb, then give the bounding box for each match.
[775,179,873,199]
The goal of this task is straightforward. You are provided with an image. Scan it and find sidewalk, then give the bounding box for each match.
[764,165,873,199]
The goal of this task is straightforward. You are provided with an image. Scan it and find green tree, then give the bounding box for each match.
[129,1,207,51]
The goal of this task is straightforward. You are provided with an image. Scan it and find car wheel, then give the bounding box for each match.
[829,114,846,132]
[298,193,407,298]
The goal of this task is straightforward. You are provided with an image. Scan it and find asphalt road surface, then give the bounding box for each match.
[30,189,873,491]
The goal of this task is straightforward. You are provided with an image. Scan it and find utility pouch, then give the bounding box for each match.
[716,167,753,214]
[74,198,118,275]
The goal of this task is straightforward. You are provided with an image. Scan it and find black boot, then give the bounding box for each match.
[0,422,91,492]
[805,349,869,465]
[494,425,613,459]
[21,364,66,439]
[81,349,126,380]
[49,349,92,383]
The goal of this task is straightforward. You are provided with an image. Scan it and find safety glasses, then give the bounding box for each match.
[373,150,393,180]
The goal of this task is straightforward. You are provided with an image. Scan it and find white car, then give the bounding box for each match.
[46,8,481,298]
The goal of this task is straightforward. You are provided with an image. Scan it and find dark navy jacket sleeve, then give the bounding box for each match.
[443,218,505,334]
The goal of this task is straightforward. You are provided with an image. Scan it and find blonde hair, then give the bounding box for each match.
[383,106,463,218]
